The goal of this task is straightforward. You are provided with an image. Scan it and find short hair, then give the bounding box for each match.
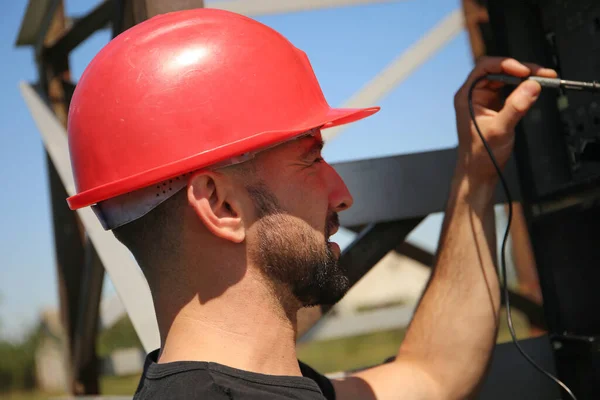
[112,187,187,279]
[112,161,262,279]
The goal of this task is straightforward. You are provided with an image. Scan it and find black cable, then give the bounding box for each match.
[468,75,577,400]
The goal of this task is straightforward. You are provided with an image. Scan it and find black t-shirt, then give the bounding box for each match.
[133,349,336,399]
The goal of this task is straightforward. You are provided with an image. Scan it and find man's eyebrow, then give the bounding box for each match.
[299,137,324,159]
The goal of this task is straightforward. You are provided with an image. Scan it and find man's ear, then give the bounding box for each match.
[187,172,245,243]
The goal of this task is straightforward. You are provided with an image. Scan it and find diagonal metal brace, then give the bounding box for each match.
[43,0,114,69]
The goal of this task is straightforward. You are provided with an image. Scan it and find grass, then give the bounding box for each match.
[7,307,532,397]
[3,391,60,400]
[4,375,141,400]
[100,374,141,396]
[298,306,532,374]
[298,328,407,373]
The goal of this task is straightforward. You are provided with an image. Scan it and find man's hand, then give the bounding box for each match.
[453,57,557,182]
[332,58,559,400]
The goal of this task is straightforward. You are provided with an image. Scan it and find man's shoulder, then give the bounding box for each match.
[134,350,333,399]
[134,363,230,399]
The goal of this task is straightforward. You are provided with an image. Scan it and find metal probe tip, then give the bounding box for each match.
[486,74,600,93]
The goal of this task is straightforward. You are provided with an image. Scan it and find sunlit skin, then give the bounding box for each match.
[141,57,560,399]
[154,131,353,378]
[246,131,350,258]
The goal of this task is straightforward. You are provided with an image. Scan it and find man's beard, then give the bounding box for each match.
[247,184,350,307]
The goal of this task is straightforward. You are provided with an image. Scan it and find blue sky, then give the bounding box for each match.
[0,0,475,340]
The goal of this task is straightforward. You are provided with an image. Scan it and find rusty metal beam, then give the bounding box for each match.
[44,0,114,69]
[30,1,109,395]
[112,0,206,48]
[72,239,104,395]
[123,0,205,26]
[39,1,99,395]
[461,0,489,61]
[22,0,210,361]
[15,0,59,47]
[47,152,88,393]
[21,81,160,352]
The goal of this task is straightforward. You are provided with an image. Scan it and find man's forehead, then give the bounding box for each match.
[247,129,323,178]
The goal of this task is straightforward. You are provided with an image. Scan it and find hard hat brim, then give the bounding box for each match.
[67,106,380,210]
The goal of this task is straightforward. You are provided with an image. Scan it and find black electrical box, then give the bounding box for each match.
[487,0,600,202]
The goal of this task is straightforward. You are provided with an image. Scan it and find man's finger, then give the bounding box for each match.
[521,63,558,78]
[464,57,557,91]
[495,80,542,133]
[466,58,530,85]
[472,63,557,98]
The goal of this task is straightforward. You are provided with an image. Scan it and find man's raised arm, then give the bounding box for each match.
[332,57,557,400]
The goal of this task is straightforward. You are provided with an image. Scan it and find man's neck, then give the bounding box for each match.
[155,272,302,377]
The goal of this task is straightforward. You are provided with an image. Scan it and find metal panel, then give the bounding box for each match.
[332,335,560,399]
[486,2,600,397]
[332,148,522,228]
[20,82,160,352]
[486,1,574,201]
[476,335,559,400]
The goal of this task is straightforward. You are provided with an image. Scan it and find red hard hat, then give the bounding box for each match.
[67,8,379,211]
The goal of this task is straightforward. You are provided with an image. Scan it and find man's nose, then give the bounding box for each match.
[325,163,354,212]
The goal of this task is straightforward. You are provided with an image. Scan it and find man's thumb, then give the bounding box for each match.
[497,80,541,132]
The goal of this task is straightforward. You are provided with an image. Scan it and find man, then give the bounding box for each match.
[66,8,556,399]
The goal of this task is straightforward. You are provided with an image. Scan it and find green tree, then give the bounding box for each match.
[97,316,143,358]
[0,324,41,393]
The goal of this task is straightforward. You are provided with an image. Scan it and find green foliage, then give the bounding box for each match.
[100,374,141,395]
[3,389,57,400]
[97,316,143,358]
[298,328,406,374]
[298,306,532,375]
[0,313,143,395]
[5,374,142,399]
[0,325,42,393]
